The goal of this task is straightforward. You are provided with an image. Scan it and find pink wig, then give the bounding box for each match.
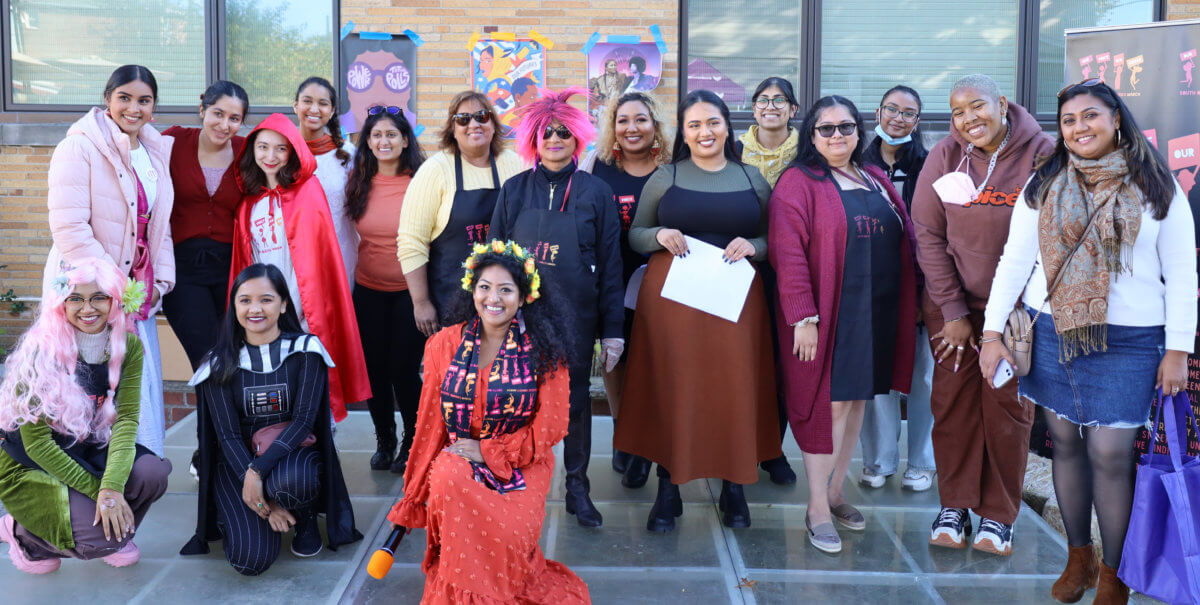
[0,257,132,444]
[513,87,595,164]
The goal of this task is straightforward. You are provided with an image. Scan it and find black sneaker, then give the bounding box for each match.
[972,517,1013,556]
[929,507,971,549]
[290,511,323,558]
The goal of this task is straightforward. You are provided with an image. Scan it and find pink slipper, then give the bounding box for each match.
[101,540,139,567]
[0,514,60,574]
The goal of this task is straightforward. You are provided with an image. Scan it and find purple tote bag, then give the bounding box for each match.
[1118,389,1200,605]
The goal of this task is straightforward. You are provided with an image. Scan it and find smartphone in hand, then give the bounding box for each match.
[992,358,1015,389]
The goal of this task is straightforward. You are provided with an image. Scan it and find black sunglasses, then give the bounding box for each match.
[814,122,857,138]
[452,110,491,126]
[1058,77,1103,99]
[367,105,402,116]
[542,125,573,140]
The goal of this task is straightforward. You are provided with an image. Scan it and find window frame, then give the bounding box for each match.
[0,0,340,115]
[680,0,1167,129]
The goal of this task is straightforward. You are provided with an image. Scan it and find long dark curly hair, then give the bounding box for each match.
[442,253,575,380]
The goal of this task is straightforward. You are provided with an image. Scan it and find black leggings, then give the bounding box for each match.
[163,239,231,369]
[213,448,321,575]
[352,283,426,442]
[1045,412,1139,567]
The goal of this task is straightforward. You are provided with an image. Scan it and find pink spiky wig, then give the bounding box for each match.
[0,257,132,444]
[513,87,595,164]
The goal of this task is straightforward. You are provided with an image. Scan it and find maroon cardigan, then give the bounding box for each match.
[768,163,918,454]
[164,125,245,245]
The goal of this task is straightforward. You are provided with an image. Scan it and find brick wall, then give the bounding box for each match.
[1169,0,1200,19]
[0,145,53,354]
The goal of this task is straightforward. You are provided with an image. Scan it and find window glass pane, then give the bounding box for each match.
[821,0,1019,115]
[686,0,801,112]
[1037,0,1154,113]
[8,0,204,106]
[226,0,333,107]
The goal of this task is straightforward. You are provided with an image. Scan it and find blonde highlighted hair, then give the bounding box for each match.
[595,91,672,169]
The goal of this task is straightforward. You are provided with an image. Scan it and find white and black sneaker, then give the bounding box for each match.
[929,507,972,549]
[972,517,1013,556]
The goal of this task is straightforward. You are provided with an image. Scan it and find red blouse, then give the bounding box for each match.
[164,126,245,244]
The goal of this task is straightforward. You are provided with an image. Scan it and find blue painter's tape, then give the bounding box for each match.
[414,124,426,138]
[649,25,666,54]
[402,29,424,46]
[580,31,601,55]
[340,21,354,40]
[359,31,391,40]
[605,34,640,45]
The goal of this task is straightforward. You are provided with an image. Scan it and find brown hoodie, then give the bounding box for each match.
[911,101,1054,320]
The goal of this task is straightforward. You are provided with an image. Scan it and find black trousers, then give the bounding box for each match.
[163,238,232,369]
[563,316,597,495]
[352,283,427,442]
[213,448,321,576]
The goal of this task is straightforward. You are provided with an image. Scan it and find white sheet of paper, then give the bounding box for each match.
[659,236,755,323]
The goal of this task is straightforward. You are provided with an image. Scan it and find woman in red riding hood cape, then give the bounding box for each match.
[228,112,371,419]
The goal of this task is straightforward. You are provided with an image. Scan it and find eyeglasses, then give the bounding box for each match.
[542,125,573,140]
[65,293,112,309]
[1058,77,1103,99]
[345,61,412,93]
[367,105,402,116]
[452,110,491,126]
[814,122,858,137]
[754,96,790,110]
[880,104,919,122]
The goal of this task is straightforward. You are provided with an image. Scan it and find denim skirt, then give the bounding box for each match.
[1018,306,1165,428]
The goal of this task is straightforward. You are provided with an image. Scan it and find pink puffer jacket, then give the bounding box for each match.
[43,108,176,308]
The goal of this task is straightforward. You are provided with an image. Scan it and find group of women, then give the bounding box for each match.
[0,62,1189,605]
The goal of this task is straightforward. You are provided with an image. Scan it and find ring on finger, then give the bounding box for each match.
[956,345,964,351]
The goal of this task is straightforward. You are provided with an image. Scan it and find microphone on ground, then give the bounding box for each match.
[367,525,407,580]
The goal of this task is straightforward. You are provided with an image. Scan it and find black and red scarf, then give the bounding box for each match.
[440,316,538,493]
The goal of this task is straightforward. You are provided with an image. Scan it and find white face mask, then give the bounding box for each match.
[932,153,976,206]
[874,124,912,146]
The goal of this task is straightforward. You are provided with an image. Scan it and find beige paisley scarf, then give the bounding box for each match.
[1038,149,1143,361]
[739,125,799,187]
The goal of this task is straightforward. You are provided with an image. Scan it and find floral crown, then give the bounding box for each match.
[461,240,541,304]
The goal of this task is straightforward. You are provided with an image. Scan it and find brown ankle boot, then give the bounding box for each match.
[1093,562,1129,605]
[1051,544,1099,602]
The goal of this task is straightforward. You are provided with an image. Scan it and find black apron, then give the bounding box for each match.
[511,175,599,334]
[427,153,501,320]
[829,174,902,401]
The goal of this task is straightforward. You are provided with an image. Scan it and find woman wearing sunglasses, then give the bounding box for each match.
[615,90,780,533]
[768,95,918,553]
[910,74,1054,557]
[293,77,358,288]
[343,107,428,473]
[981,80,1194,604]
[490,87,625,529]
[397,91,525,336]
[857,85,937,494]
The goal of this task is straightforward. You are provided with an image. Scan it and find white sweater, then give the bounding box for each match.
[983,180,1197,352]
[313,142,358,288]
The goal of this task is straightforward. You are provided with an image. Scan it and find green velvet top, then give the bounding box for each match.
[0,332,143,551]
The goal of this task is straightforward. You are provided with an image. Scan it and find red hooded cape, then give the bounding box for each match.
[230,113,371,420]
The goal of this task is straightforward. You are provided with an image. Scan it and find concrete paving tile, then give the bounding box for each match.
[573,568,734,604]
[138,559,348,603]
[345,563,427,604]
[0,557,171,605]
[337,451,407,497]
[546,502,724,568]
[748,575,934,604]
[735,507,913,573]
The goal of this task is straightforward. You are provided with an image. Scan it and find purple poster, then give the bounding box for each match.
[586,42,662,125]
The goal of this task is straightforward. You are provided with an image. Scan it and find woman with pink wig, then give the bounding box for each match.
[489,87,624,528]
[0,257,171,574]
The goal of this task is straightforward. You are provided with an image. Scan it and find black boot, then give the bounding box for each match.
[622,455,652,488]
[612,449,632,474]
[647,466,683,533]
[564,488,603,528]
[390,430,413,474]
[290,509,323,557]
[563,356,601,527]
[370,432,397,471]
[759,455,797,485]
[719,480,751,528]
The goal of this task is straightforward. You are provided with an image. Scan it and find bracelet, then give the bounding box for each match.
[945,314,969,323]
[979,337,1000,344]
[790,315,819,328]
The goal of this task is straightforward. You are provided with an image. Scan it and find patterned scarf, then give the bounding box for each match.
[305,134,337,156]
[440,316,539,493]
[739,125,799,187]
[1038,149,1143,361]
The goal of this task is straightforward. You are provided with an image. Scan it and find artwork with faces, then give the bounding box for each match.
[339,33,418,135]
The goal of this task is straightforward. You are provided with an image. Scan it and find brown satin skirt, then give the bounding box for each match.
[613,251,781,485]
